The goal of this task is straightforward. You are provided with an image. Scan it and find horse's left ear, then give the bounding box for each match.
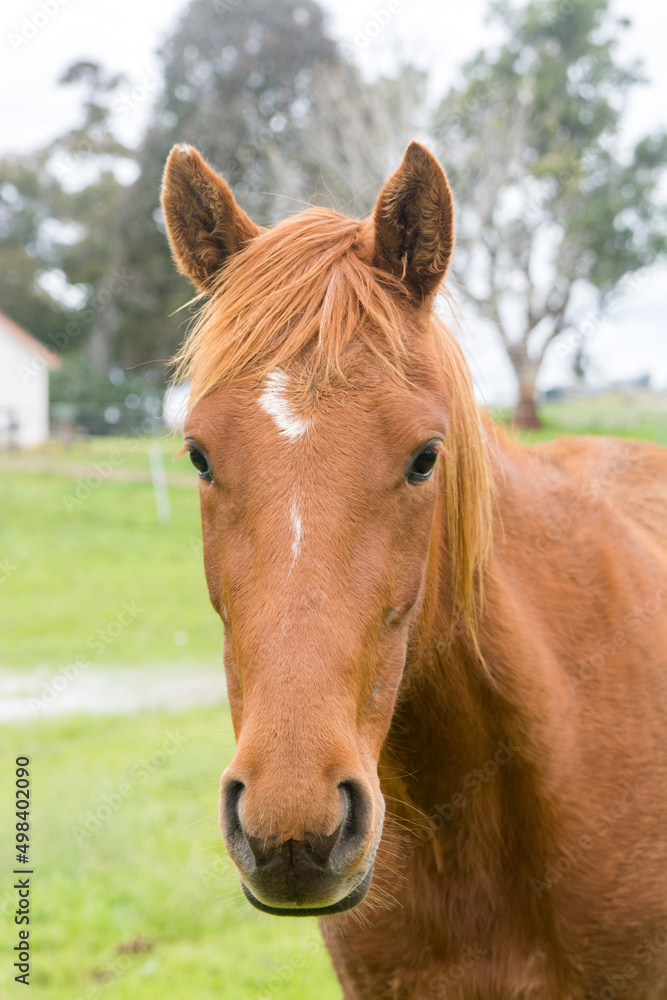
[372,142,454,302]
[161,145,260,292]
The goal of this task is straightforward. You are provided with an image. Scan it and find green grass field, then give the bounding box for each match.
[0,437,222,669]
[0,707,339,999]
[1,399,665,998]
[500,392,667,446]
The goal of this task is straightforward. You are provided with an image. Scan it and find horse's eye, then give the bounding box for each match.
[407,445,439,484]
[187,445,214,483]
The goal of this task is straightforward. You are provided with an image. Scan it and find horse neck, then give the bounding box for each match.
[381,430,563,836]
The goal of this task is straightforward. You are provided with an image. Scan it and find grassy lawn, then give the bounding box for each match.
[0,437,223,669]
[0,706,340,999]
[495,391,667,446]
[0,432,191,473]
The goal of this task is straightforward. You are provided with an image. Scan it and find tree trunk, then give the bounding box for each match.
[515,375,541,429]
[87,277,118,377]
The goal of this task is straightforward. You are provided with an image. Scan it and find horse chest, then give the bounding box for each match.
[322,850,564,999]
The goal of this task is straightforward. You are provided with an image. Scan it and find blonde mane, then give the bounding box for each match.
[171,207,492,647]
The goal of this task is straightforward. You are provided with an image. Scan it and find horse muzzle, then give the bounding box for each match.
[220,778,377,915]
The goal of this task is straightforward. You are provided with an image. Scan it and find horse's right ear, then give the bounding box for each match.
[161,145,260,292]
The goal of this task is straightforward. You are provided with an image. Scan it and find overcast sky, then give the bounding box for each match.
[1,0,665,401]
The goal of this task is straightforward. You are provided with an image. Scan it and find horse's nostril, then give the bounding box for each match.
[223,778,245,836]
[306,823,344,867]
[337,780,372,855]
[221,778,261,874]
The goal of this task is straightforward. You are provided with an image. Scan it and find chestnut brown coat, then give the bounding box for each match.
[162,141,667,999]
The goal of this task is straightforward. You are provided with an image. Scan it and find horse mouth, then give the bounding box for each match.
[240,866,373,917]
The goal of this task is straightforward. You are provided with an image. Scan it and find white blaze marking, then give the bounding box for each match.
[290,497,303,567]
[258,369,312,440]
[258,369,312,569]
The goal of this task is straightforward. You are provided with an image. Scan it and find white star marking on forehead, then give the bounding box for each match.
[258,369,312,440]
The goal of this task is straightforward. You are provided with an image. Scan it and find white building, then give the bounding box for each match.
[0,311,61,448]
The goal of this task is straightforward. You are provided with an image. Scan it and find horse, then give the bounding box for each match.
[161,141,667,999]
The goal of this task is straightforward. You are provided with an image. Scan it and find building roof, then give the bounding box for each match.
[0,310,62,370]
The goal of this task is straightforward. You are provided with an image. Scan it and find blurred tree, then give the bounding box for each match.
[48,61,139,373]
[0,61,137,366]
[433,0,667,426]
[0,151,74,347]
[2,0,425,403]
[109,0,427,370]
[296,62,431,216]
[110,0,369,370]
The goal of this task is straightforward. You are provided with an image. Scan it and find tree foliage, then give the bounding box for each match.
[0,61,136,361]
[433,0,667,424]
[0,151,74,348]
[1,0,666,431]
[110,0,372,370]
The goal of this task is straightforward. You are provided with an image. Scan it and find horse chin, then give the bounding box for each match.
[240,867,374,917]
